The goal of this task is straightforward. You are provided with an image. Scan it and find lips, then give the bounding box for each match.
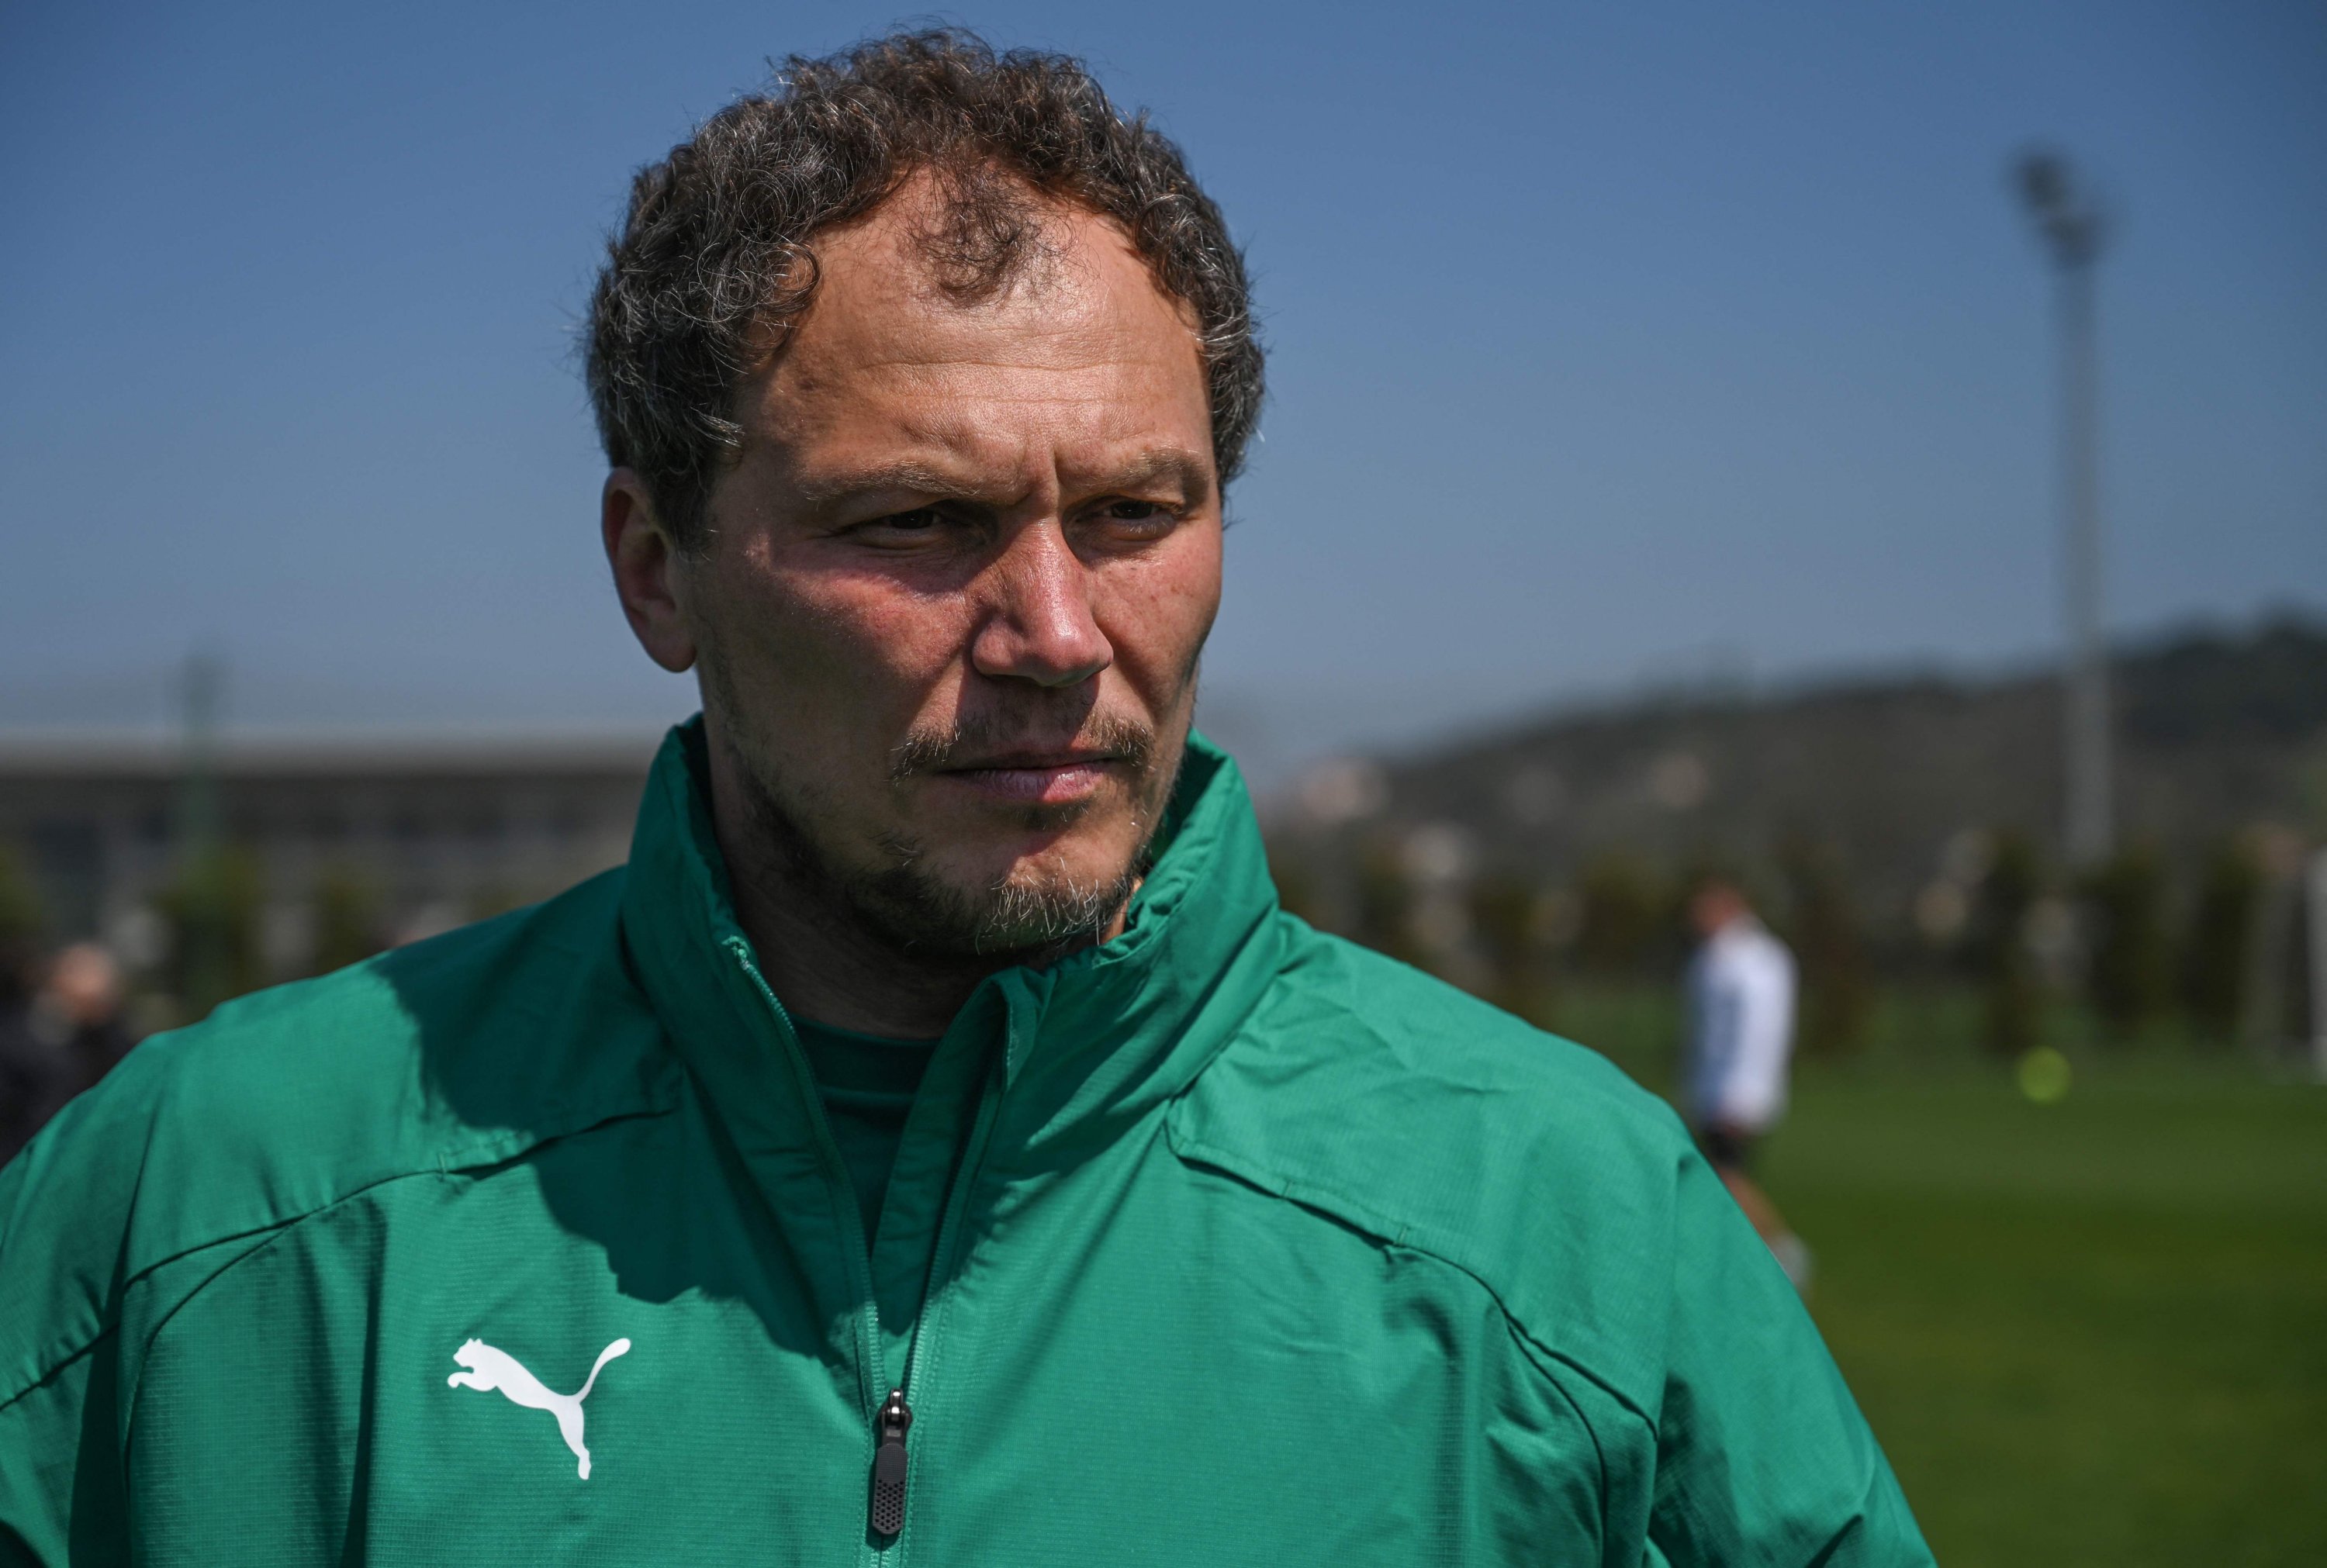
[935,751,1124,805]
[949,748,1120,772]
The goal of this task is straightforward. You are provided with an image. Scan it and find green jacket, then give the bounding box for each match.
[0,724,1930,1565]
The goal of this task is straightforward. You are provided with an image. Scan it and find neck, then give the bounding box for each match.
[703,742,1123,1039]
[728,864,1001,1039]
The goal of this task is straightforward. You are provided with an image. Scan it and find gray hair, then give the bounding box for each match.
[585,29,1264,550]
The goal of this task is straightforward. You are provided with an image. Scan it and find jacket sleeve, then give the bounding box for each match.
[1644,1148,1933,1566]
[0,1333,128,1567]
[0,1087,141,1566]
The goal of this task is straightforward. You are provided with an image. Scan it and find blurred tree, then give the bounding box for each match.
[1350,835,1420,966]
[1779,837,1869,1057]
[1469,873,1556,1024]
[2083,844,2171,1036]
[310,866,387,976]
[157,848,266,1021]
[1265,840,1327,931]
[1575,852,1662,976]
[2280,876,2314,1052]
[1964,830,2043,1056]
[468,884,531,922]
[0,844,41,943]
[0,841,47,1003]
[2180,838,2263,1048]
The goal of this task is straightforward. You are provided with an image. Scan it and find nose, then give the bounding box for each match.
[969,521,1112,689]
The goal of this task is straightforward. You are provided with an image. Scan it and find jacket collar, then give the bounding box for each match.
[618,717,1282,1169]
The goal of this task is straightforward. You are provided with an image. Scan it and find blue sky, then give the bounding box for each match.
[2,1,2321,781]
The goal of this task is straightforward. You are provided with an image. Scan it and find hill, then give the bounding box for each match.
[1271,616,2327,956]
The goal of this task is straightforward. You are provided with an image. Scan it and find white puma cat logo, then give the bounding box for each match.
[447,1336,631,1479]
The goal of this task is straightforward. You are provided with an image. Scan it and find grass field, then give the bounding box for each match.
[1551,986,2327,1567]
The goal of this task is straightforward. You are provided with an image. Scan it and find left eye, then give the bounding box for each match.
[877,508,943,531]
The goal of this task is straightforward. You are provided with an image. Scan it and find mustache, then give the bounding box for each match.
[887,710,1157,782]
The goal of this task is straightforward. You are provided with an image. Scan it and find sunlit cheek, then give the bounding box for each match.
[1101,565,1218,716]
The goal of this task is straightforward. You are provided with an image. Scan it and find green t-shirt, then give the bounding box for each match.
[790,1015,938,1235]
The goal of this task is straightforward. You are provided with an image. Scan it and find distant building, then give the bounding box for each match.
[0,734,658,982]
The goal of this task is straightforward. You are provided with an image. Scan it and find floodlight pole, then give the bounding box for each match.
[2016,151,2112,868]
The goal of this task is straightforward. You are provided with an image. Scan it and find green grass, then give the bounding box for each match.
[1544,984,2327,1566]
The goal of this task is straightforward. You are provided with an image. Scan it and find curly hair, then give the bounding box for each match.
[586,29,1264,550]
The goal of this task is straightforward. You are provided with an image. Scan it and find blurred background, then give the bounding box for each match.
[2,2,2322,1560]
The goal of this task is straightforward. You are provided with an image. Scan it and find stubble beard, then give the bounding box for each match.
[705,661,1191,965]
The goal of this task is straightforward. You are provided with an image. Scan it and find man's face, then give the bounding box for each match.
[635,184,1222,956]
[1690,883,1746,940]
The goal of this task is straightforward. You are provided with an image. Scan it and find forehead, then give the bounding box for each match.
[742,185,1212,475]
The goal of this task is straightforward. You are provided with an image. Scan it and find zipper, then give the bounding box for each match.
[869,1388,912,1537]
[870,1042,1007,1542]
[721,940,887,1418]
[723,936,1013,1552]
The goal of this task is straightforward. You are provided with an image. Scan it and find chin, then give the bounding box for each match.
[970,830,1142,905]
[904,831,1146,956]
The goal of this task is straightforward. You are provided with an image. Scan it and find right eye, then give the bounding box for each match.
[851,506,953,546]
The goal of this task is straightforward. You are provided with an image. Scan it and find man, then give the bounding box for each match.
[0,945,133,1166]
[1682,876,1814,1287]
[0,33,1928,1563]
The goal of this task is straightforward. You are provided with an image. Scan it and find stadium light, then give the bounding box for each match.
[2014,149,2113,868]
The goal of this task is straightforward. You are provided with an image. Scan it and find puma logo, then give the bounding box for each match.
[447,1336,631,1479]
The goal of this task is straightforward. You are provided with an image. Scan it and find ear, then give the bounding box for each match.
[603,469,697,674]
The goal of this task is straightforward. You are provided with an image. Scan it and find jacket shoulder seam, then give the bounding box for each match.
[0,1325,114,1421]
[119,1164,455,1427]
[1502,1312,1616,1524]
[128,1098,680,1418]
[1167,1125,1660,1438]
[0,1211,309,1415]
[0,1100,673,1425]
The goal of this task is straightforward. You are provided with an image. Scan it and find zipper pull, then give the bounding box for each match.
[869,1388,913,1539]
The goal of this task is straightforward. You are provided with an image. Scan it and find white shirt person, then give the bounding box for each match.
[1679,879,1812,1289]
[1684,907,1798,1137]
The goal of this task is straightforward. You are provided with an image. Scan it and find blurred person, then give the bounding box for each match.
[0,945,132,1165]
[1682,875,1814,1288]
[40,943,135,1087]
[0,33,1928,1565]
